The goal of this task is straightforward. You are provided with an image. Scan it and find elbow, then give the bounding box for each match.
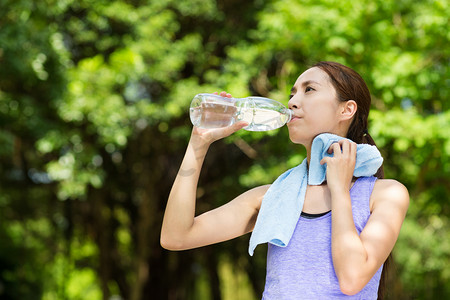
[160,242,181,251]
[160,237,175,251]
[339,282,363,296]
[160,237,183,251]
[337,273,365,296]
[160,232,184,251]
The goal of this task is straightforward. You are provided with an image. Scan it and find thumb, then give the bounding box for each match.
[320,157,328,165]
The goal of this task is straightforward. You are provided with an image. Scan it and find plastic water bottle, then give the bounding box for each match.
[189,93,293,131]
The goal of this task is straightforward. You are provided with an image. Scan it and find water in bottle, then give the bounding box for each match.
[189,93,292,131]
[189,94,238,129]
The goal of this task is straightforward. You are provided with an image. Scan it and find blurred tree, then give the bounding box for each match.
[0,0,448,299]
[0,0,68,298]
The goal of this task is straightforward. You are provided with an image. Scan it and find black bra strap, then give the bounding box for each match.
[301,210,331,219]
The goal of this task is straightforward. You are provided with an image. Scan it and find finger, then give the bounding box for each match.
[220,121,248,137]
[350,141,357,154]
[233,121,248,130]
[327,143,335,154]
[334,143,342,156]
[341,140,356,156]
[340,140,351,155]
[350,141,357,160]
[213,92,218,95]
[328,143,342,156]
[219,91,228,97]
[327,142,338,154]
[320,157,329,165]
[338,139,351,148]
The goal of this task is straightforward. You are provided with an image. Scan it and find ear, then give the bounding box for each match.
[340,100,357,121]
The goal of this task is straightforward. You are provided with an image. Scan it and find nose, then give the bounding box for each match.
[288,96,299,110]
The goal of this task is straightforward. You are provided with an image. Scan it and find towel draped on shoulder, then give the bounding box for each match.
[248,133,383,256]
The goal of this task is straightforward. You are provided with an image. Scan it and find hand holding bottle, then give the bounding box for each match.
[190,91,248,146]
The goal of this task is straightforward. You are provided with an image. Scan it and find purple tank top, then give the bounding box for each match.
[263,176,382,299]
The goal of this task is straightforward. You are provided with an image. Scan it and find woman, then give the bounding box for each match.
[161,61,409,299]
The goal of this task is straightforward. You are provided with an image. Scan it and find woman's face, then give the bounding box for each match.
[287,67,347,145]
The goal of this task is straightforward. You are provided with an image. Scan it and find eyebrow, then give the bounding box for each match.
[290,80,321,94]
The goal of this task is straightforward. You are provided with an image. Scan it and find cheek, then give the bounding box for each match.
[304,104,340,131]
[304,102,335,120]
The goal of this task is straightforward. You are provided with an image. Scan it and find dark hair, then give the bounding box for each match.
[313,61,384,179]
[313,61,389,299]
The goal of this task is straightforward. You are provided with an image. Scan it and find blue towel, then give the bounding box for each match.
[248,133,383,256]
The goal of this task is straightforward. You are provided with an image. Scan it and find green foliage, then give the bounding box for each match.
[0,222,44,299]
[0,0,448,299]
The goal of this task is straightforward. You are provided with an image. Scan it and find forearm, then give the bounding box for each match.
[330,189,370,294]
[161,136,210,248]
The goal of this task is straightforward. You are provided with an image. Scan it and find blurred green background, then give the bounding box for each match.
[0,0,448,299]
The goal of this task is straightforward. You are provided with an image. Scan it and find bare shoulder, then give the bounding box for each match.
[370,179,410,212]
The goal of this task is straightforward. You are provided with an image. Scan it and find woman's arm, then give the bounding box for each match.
[161,92,268,250]
[330,179,408,295]
[322,140,409,295]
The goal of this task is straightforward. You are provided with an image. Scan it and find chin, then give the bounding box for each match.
[288,131,310,146]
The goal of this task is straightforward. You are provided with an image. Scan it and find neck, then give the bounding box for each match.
[305,142,312,166]
[304,130,348,165]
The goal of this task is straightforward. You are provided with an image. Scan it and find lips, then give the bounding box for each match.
[288,116,302,123]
